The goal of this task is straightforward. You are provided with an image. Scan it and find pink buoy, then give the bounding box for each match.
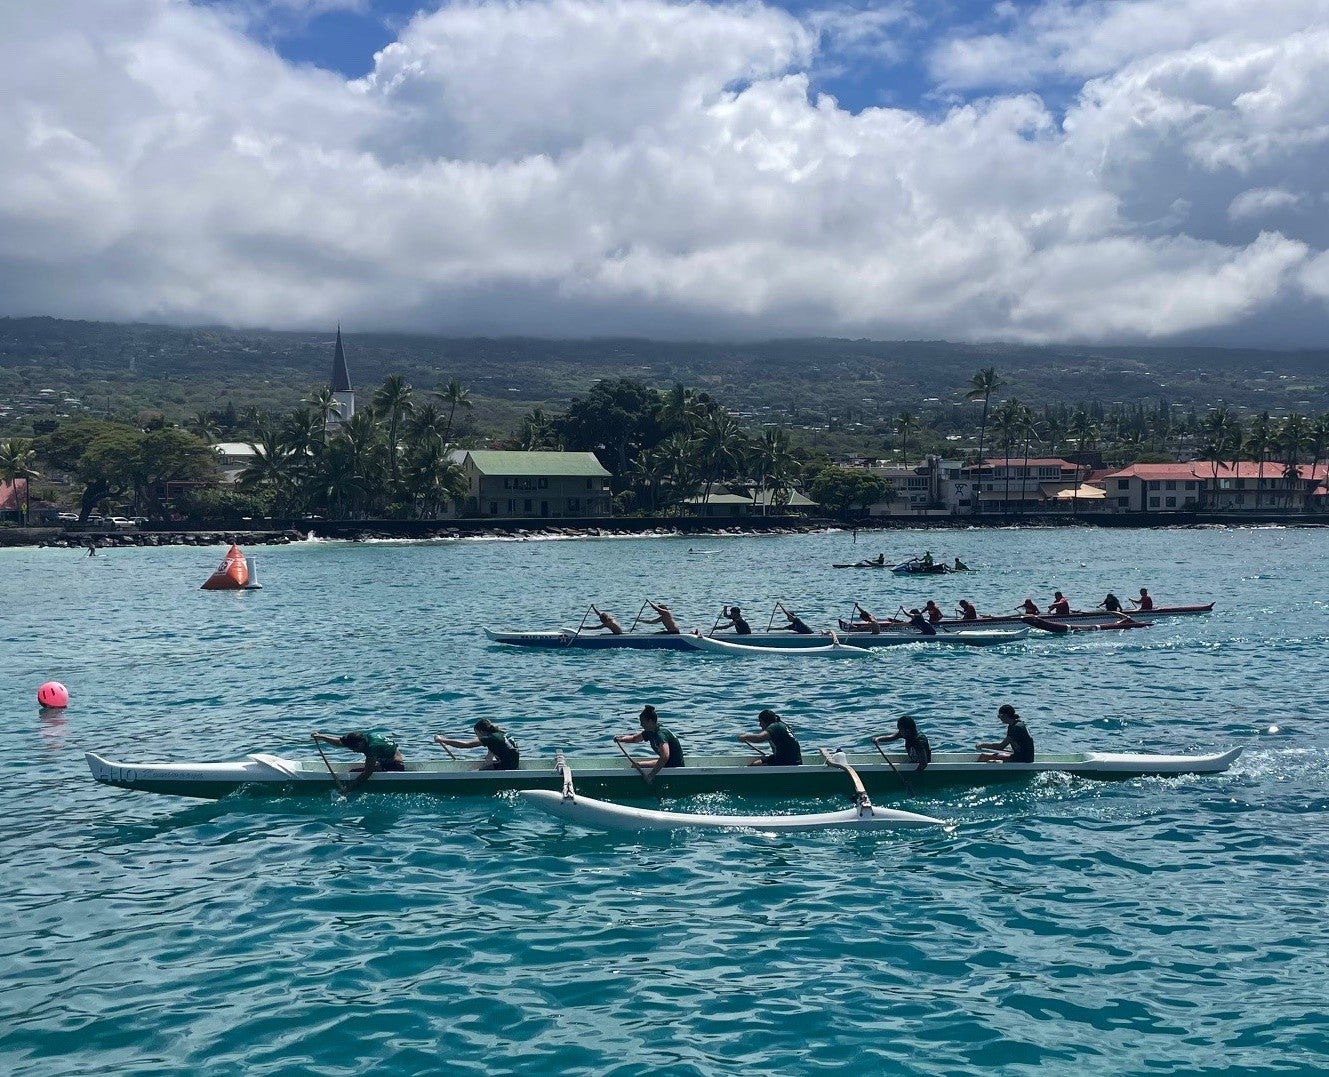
[38,681,69,709]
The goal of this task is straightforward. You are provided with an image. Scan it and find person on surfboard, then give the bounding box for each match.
[977,705,1035,763]
[872,715,931,770]
[739,709,802,767]
[614,705,684,781]
[311,730,405,786]
[435,719,520,770]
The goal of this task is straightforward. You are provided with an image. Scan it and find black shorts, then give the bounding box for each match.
[378,759,406,772]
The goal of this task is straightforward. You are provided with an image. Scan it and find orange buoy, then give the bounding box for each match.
[201,544,259,590]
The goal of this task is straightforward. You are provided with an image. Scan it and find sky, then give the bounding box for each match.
[4,0,1329,346]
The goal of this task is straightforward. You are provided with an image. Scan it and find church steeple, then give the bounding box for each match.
[328,325,355,430]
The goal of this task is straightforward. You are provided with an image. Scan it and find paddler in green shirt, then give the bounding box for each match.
[311,730,405,787]
[614,705,684,781]
[435,719,521,770]
[739,708,802,766]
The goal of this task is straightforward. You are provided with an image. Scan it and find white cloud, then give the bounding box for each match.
[0,0,1327,343]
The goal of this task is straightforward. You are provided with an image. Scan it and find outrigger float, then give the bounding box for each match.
[86,746,1243,801]
[519,750,948,831]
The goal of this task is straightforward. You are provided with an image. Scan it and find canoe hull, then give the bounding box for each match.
[483,628,694,650]
[519,790,947,830]
[87,748,1243,801]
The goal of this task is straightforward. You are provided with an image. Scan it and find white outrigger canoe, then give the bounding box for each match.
[519,750,949,832]
[685,633,875,657]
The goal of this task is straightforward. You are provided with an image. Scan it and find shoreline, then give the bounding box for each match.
[2,509,1327,549]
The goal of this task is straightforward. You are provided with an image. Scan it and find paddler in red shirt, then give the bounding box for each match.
[1131,587,1154,611]
[1048,591,1071,615]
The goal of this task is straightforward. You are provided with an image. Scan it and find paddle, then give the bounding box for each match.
[766,602,781,633]
[432,735,458,760]
[709,606,726,637]
[626,599,650,633]
[311,733,351,796]
[871,734,916,796]
[567,604,594,644]
[614,737,654,786]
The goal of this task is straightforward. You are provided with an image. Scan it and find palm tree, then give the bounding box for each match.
[309,386,340,433]
[750,427,799,516]
[965,366,1004,514]
[693,410,748,512]
[237,426,296,513]
[993,399,1026,512]
[1200,407,1242,509]
[657,383,705,435]
[653,432,699,515]
[437,379,472,442]
[373,375,414,484]
[188,412,221,444]
[1245,411,1275,509]
[1276,413,1310,510]
[895,411,918,468]
[0,438,40,525]
[1305,414,1329,513]
[1067,408,1097,517]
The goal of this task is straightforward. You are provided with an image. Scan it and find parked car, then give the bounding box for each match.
[57,512,79,523]
[110,517,135,529]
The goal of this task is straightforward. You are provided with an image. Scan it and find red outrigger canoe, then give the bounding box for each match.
[839,603,1214,633]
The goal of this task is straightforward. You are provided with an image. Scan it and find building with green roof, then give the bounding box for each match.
[457,450,612,518]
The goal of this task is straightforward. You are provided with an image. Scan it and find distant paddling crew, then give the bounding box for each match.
[1132,587,1154,611]
[977,705,1035,763]
[924,600,944,624]
[588,605,624,634]
[717,605,752,635]
[957,599,979,621]
[872,715,932,771]
[642,600,681,634]
[740,709,802,767]
[615,705,684,780]
[907,608,937,636]
[1099,593,1122,613]
[1048,591,1071,616]
[312,730,406,784]
[435,720,520,771]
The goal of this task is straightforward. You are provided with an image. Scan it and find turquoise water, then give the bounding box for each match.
[2,528,1327,1075]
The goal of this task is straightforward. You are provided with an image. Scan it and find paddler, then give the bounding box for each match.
[614,705,684,780]
[586,605,624,634]
[641,600,681,634]
[739,709,802,767]
[923,600,944,624]
[715,605,752,635]
[906,608,937,636]
[775,603,814,634]
[956,599,979,621]
[1048,590,1071,615]
[852,602,883,634]
[434,719,520,770]
[977,704,1035,763]
[1097,593,1122,613]
[1016,597,1041,615]
[1131,587,1154,611]
[311,729,406,786]
[872,715,932,770]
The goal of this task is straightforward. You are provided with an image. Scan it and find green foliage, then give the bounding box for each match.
[808,466,892,517]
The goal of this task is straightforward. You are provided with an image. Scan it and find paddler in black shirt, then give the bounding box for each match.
[739,709,802,766]
[614,705,684,781]
[977,704,1035,763]
[716,605,752,635]
[872,714,932,770]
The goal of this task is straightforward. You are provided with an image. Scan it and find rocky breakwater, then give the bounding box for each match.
[42,529,307,551]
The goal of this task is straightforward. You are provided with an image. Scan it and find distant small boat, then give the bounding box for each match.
[201,544,262,590]
[891,558,951,575]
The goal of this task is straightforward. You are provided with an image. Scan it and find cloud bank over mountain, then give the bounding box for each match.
[3,0,1329,344]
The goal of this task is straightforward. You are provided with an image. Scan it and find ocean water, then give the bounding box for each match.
[1,527,1326,1075]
